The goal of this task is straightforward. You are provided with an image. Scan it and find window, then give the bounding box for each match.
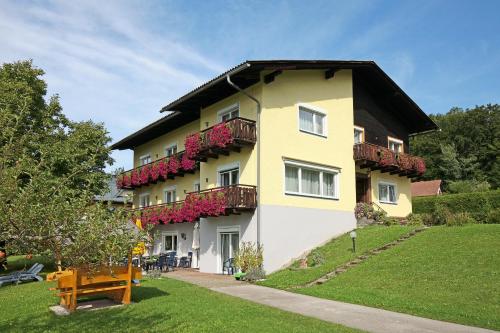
[164,187,176,204]
[218,104,239,122]
[378,182,397,204]
[284,161,339,199]
[139,194,150,208]
[388,137,403,153]
[163,233,178,252]
[194,181,201,192]
[139,154,152,166]
[219,168,239,187]
[299,106,326,136]
[354,126,364,144]
[165,144,177,157]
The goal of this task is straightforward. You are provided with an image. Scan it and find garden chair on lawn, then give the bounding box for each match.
[0,263,44,287]
[157,254,168,272]
[222,258,235,275]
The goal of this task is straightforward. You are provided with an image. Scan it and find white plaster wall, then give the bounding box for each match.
[199,212,257,273]
[151,223,195,257]
[261,205,356,273]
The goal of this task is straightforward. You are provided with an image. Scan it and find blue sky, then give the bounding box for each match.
[1,0,499,171]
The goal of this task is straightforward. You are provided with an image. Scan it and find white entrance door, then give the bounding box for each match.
[220,232,239,272]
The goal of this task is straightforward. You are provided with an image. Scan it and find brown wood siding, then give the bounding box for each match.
[353,79,410,153]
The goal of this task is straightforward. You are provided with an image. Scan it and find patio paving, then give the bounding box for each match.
[166,270,497,333]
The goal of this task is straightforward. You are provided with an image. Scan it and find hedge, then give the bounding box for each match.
[413,190,500,221]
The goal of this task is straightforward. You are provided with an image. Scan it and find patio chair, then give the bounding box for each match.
[157,255,168,272]
[222,258,235,275]
[166,251,177,272]
[0,263,44,287]
[178,252,193,268]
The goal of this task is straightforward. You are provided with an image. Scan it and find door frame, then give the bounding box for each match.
[356,173,371,203]
[216,225,240,273]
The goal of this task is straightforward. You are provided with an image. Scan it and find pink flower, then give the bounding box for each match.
[116,176,124,189]
[139,165,151,185]
[130,170,140,187]
[167,156,180,174]
[157,160,168,179]
[207,123,233,148]
[150,163,160,182]
[122,174,131,188]
[181,154,196,171]
[185,133,201,159]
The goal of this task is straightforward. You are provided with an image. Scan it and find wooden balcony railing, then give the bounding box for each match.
[195,117,257,161]
[129,185,257,226]
[354,143,426,177]
[116,150,198,190]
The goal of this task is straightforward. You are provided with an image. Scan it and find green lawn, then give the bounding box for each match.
[295,225,500,330]
[259,225,417,289]
[0,259,361,333]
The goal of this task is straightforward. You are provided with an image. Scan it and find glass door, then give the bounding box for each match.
[220,232,239,272]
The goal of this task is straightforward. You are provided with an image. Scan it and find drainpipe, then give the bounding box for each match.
[226,74,262,247]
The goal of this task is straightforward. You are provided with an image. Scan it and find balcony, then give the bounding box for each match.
[116,151,198,190]
[129,185,257,226]
[194,117,257,161]
[354,143,426,177]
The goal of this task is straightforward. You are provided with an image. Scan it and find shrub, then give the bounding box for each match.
[413,190,500,222]
[447,180,491,194]
[354,202,387,222]
[446,212,477,226]
[485,209,500,224]
[307,250,325,267]
[382,216,400,226]
[406,213,424,226]
[234,242,264,273]
[243,267,266,282]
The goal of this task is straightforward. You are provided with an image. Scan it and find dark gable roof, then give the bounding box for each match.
[111,60,438,150]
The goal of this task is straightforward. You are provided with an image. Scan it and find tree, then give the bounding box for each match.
[411,104,500,189]
[0,60,145,270]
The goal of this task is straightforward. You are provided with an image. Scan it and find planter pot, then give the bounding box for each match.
[234,272,246,280]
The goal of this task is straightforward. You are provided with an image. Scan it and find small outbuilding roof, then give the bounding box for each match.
[411,180,442,197]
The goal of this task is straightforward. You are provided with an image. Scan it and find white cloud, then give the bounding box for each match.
[0,0,224,171]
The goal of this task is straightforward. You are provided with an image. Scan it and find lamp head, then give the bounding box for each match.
[350,230,357,239]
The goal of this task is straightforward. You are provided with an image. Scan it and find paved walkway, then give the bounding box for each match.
[166,270,497,333]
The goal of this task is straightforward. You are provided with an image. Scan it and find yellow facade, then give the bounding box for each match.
[260,69,356,212]
[130,69,414,217]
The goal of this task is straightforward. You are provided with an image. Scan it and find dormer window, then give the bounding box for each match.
[388,137,403,153]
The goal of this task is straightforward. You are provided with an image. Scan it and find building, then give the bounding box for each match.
[411,180,442,197]
[111,60,437,273]
[94,176,133,209]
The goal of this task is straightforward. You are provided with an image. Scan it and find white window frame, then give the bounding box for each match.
[139,154,152,166]
[193,181,201,192]
[163,186,177,204]
[388,136,404,153]
[354,126,365,144]
[139,192,151,208]
[216,225,240,274]
[164,143,178,157]
[378,181,398,204]
[216,162,240,187]
[162,231,179,253]
[217,103,240,122]
[283,159,340,200]
[297,103,328,137]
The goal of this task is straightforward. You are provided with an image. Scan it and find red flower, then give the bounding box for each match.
[181,154,196,171]
[122,174,131,188]
[150,163,160,181]
[157,160,168,179]
[378,150,395,166]
[207,123,233,148]
[185,133,202,159]
[130,170,140,187]
[412,158,426,175]
[139,165,151,185]
[396,154,412,171]
[167,156,180,174]
[116,176,124,189]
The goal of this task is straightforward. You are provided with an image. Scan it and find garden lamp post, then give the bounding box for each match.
[350,230,357,252]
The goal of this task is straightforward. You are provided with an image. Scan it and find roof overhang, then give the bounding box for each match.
[111,60,438,150]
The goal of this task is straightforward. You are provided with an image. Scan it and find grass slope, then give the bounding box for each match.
[0,263,361,333]
[296,225,500,330]
[259,226,417,289]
